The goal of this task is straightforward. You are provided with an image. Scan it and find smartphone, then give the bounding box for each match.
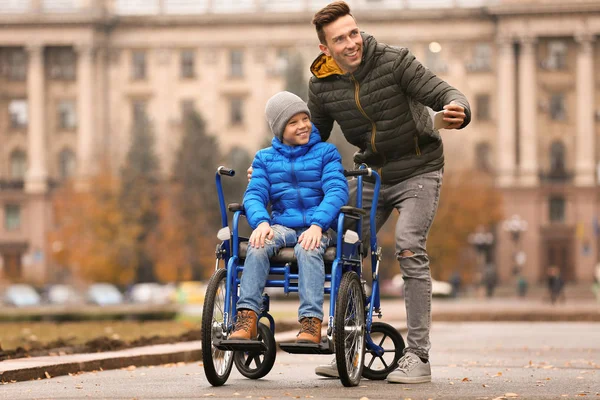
[433,110,450,130]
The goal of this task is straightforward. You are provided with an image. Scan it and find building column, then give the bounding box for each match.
[76,44,96,182]
[496,36,517,187]
[518,36,538,186]
[25,43,48,193]
[155,48,172,174]
[575,34,595,186]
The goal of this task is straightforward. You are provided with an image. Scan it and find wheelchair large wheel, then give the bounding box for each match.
[202,268,234,386]
[334,271,366,387]
[233,323,276,379]
[362,322,405,380]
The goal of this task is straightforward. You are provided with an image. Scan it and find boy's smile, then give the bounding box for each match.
[282,112,312,146]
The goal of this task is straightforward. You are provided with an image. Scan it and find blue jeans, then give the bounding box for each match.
[349,168,443,360]
[236,225,329,321]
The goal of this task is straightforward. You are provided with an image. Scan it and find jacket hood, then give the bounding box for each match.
[271,124,321,158]
[310,32,376,79]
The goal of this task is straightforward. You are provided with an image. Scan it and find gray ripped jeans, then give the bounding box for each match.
[349,168,443,360]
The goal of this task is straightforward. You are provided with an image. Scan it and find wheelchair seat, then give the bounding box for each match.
[238,241,338,264]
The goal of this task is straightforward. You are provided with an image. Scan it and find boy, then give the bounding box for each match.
[228,91,349,344]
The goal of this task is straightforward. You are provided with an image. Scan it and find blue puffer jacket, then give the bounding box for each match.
[243,125,349,231]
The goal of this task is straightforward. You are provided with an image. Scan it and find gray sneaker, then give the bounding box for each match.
[387,353,431,384]
[315,358,339,378]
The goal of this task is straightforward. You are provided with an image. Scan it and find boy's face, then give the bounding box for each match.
[282,112,312,146]
[318,14,363,74]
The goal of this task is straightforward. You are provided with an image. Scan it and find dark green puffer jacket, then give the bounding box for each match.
[308,33,471,184]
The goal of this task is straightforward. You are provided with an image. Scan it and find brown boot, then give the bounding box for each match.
[228,309,258,340]
[296,317,322,344]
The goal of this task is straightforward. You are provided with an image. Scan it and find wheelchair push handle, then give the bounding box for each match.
[217,166,235,177]
[344,168,372,177]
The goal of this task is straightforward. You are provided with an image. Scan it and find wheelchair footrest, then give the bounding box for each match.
[213,338,268,352]
[279,337,334,354]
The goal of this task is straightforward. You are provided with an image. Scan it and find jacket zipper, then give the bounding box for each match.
[291,157,306,227]
[351,74,385,179]
[414,135,421,156]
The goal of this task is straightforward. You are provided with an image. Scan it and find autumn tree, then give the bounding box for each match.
[284,52,308,102]
[366,169,503,284]
[427,169,503,282]
[120,116,161,283]
[172,110,222,280]
[49,167,139,285]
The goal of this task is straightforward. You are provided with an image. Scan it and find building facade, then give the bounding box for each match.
[0,0,599,284]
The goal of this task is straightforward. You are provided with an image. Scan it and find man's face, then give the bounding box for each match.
[319,14,363,74]
[281,112,312,146]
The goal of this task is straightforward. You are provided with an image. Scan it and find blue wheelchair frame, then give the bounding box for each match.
[214,165,385,359]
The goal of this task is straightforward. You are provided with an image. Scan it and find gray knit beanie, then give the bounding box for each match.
[265,91,311,141]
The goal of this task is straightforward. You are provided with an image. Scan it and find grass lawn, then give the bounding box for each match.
[0,319,199,351]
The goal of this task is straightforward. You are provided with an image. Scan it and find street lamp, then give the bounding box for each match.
[502,214,528,276]
[468,229,495,297]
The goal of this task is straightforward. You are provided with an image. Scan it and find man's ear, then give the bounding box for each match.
[319,43,331,56]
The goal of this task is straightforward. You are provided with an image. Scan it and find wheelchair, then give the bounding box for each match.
[202,166,405,387]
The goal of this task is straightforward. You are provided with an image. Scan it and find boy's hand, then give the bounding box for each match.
[249,222,273,248]
[298,225,323,251]
[443,102,466,129]
[247,165,253,182]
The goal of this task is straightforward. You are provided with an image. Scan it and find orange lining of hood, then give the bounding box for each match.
[310,54,344,78]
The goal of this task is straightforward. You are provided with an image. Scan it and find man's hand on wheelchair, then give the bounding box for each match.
[247,165,253,182]
[298,225,323,251]
[249,222,274,248]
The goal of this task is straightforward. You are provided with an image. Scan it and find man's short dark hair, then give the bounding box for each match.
[312,1,353,45]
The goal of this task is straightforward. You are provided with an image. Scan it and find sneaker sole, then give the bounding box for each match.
[315,369,339,378]
[387,375,431,384]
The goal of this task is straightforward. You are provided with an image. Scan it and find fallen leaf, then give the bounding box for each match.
[482,384,489,388]
[462,377,471,382]
[449,381,454,385]
[125,365,136,371]
[44,371,51,379]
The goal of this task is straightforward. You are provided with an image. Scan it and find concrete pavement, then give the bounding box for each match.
[1,297,598,383]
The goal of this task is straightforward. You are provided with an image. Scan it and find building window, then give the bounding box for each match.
[131,50,147,80]
[475,94,491,121]
[57,100,77,130]
[542,41,567,70]
[48,47,76,80]
[230,98,244,125]
[5,204,21,231]
[549,196,565,223]
[549,141,566,175]
[180,50,196,79]
[132,100,148,125]
[273,48,290,75]
[230,49,244,77]
[549,93,566,120]
[475,142,491,173]
[8,99,28,129]
[0,48,27,81]
[467,43,492,72]
[181,99,195,119]
[59,148,76,180]
[9,150,27,179]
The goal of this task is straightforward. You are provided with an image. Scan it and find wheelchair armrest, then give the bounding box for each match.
[340,206,367,217]
[228,203,244,213]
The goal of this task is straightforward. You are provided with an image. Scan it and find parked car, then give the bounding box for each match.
[86,283,124,306]
[45,284,83,305]
[3,284,42,307]
[172,281,205,304]
[128,283,174,305]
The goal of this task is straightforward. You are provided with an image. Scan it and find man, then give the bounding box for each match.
[308,1,470,384]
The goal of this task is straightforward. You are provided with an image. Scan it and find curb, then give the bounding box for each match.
[0,342,203,383]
